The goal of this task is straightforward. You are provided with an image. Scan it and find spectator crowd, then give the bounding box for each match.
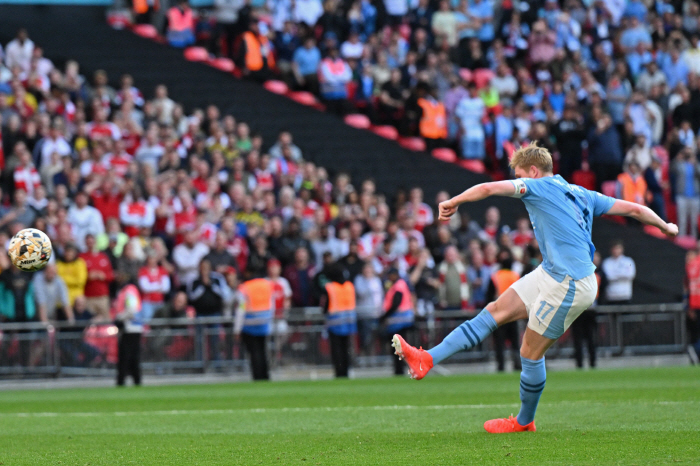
[141,0,700,240]
[0,21,650,370]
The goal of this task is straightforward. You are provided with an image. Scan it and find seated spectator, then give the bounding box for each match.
[33,263,73,323]
[138,249,171,322]
[79,234,114,321]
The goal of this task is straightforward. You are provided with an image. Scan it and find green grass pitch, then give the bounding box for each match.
[0,366,698,465]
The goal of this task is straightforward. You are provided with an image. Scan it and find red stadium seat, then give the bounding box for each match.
[601,181,617,198]
[675,235,697,249]
[184,46,209,62]
[459,68,473,83]
[398,137,426,151]
[344,113,371,129]
[458,159,486,173]
[133,23,159,39]
[287,91,318,106]
[432,147,458,163]
[473,68,495,89]
[208,57,235,72]
[263,80,289,95]
[371,125,399,140]
[643,224,667,239]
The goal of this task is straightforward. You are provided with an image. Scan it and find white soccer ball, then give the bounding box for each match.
[8,228,53,272]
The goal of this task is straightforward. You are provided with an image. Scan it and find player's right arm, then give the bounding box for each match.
[606,199,678,237]
[438,181,516,221]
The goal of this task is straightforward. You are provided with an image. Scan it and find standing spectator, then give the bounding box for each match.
[204,231,237,274]
[644,155,667,221]
[624,133,652,171]
[67,191,105,251]
[0,189,36,230]
[33,263,73,323]
[292,37,321,95]
[408,248,439,330]
[114,283,143,386]
[235,276,274,380]
[354,261,383,355]
[318,48,352,115]
[120,188,156,238]
[466,249,490,309]
[172,229,210,286]
[4,29,34,72]
[486,249,520,372]
[311,224,346,265]
[601,241,636,304]
[115,241,144,290]
[187,260,227,361]
[572,251,603,369]
[0,263,36,365]
[283,247,316,307]
[13,145,41,197]
[212,0,246,58]
[138,250,171,323]
[685,249,700,363]
[238,21,276,83]
[587,113,623,188]
[615,161,647,206]
[322,264,357,378]
[437,245,469,309]
[455,82,486,160]
[166,0,196,48]
[672,147,700,238]
[79,234,114,321]
[338,240,365,282]
[56,243,88,306]
[380,268,414,375]
[267,258,291,356]
[552,105,586,180]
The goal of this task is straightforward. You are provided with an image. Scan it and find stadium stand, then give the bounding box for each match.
[0,4,688,375]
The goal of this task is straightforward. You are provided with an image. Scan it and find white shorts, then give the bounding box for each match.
[510,265,598,339]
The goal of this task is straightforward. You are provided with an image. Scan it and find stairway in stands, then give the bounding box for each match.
[0,5,685,303]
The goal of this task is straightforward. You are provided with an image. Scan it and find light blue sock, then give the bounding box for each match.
[516,356,546,426]
[427,309,498,364]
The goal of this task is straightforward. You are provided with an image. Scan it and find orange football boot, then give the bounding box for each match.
[483,415,536,434]
[391,334,433,380]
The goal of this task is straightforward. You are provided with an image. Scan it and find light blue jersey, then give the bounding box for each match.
[510,175,616,281]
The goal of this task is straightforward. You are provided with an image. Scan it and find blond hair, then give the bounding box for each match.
[509,141,553,173]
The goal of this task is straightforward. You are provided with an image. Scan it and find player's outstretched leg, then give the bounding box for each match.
[392,309,498,379]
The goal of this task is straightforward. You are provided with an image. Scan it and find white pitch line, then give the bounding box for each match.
[0,400,698,418]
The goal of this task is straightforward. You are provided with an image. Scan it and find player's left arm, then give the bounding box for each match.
[606,199,678,237]
[438,181,516,221]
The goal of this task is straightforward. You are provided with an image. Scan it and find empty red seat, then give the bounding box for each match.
[263,80,289,95]
[133,23,158,39]
[458,159,486,173]
[643,224,667,239]
[288,91,318,106]
[601,181,617,198]
[344,113,371,129]
[184,46,209,62]
[473,68,495,89]
[432,147,457,163]
[371,125,399,140]
[675,235,697,249]
[398,137,426,151]
[459,68,473,83]
[208,57,235,72]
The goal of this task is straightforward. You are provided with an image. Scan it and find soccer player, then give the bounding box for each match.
[392,142,678,433]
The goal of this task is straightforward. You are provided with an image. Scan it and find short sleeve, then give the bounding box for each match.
[509,179,530,198]
[590,190,616,217]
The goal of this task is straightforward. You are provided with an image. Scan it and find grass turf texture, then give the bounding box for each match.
[0,367,698,465]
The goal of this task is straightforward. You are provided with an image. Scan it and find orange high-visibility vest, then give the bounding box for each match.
[168,6,194,33]
[134,0,159,14]
[417,98,447,139]
[491,269,519,298]
[383,279,412,313]
[326,282,356,313]
[241,278,273,313]
[242,31,275,71]
[687,256,700,309]
[617,172,647,204]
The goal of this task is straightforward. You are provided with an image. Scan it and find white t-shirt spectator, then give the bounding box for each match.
[340,40,364,60]
[172,242,210,286]
[135,141,165,172]
[39,136,72,168]
[455,95,485,139]
[354,273,384,318]
[294,0,324,26]
[602,254,636,302]
[67,204,105,250]
[4,38,34,72]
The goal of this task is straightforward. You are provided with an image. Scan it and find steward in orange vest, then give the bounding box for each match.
[381,268,415,375]
[322,264,357,377]
[417,94,448,141]
[166,0,195,48]
[486,250,521,372]
[236,277,274,380]
[238,21,275,82]
[616,162,648,205]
